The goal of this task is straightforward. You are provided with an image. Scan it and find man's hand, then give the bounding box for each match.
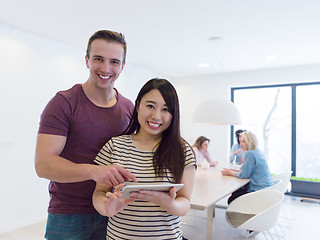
[91,165,137,187]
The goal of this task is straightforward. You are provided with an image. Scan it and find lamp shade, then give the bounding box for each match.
[193,98,241,125]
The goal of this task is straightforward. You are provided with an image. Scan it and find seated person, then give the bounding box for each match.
[221,131,272,204]
[192,136,218,167]
[229,129,246,164]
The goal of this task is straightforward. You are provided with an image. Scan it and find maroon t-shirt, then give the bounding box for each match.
[38,84,134,214]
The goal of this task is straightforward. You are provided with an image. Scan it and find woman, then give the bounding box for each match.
[221,131,272,204]
[93,78,196,240]
[192,136,218,167]
[229,129,246,163]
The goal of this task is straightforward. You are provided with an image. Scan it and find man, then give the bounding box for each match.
[35,30,137,239]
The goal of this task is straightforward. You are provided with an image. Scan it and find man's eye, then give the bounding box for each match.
[95,58,103,62]
[112,60,120,65]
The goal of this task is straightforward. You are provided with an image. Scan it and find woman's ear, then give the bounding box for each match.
[135,100,140,113]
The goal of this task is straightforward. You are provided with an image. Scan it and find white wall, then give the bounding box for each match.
[174,74,231,162]
[0,22,168,233]
[174,64,320,163]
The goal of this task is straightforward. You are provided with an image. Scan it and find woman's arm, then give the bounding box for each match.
[221,168,237,177]
[201,150,217,167]
[92,183,134,217]
[236,151,255,179]
[164,164,196,216]
[203,150,212,163]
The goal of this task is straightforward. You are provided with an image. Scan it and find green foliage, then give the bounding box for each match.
[291,176,320,182]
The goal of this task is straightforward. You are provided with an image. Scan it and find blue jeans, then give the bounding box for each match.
[45,213,107,240]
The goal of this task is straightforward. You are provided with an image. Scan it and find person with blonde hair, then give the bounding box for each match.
[221,131,272,204]
[192,136,218,167]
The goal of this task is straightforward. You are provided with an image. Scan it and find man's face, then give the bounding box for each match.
[85,39,125,90]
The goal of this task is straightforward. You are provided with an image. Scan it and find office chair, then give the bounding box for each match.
[225,189,284,239]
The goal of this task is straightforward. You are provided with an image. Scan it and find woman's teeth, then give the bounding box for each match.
[149,122,160,128]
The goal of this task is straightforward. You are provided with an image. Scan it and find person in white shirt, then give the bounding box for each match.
[192,136,218,167]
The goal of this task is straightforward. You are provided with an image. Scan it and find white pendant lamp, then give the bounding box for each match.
[193,98,241,125]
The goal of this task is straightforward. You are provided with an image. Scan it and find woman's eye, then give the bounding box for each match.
[163,108,170,112]
[146,104,154,109]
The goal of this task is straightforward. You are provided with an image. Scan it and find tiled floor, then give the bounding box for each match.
[0,195,319,240]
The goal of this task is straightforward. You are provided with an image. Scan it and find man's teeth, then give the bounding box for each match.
[149,122,160,127]
[99,75,111,79]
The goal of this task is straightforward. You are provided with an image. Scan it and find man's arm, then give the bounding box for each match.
[35,134,137,186]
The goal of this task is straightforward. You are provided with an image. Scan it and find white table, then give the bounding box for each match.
[190,163,250,240]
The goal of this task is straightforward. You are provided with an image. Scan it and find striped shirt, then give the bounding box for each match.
[95,135,195,240]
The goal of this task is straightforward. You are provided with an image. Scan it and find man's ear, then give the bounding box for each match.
[85,55,89,68]
[120,61,126,72]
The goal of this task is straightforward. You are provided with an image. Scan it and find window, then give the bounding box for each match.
[232,82,320,179]
[296,84,320,178]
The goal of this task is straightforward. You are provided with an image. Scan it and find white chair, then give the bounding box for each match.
[261,179,282,192]
[225,190,284,239]
[272,171,292,194]
[271,171,295,229]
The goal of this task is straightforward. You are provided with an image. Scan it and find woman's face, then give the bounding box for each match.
[200,140,209,151]
[136,89,173,139]
[240,135,249,151]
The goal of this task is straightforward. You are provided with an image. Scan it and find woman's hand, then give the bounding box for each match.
[128,165,195,216]
[130,187,177,210]
[209,161,218,167]
[221,168,238,176]
[93,183,135,217]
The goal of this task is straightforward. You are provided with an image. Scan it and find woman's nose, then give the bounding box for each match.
[151,109,161,119]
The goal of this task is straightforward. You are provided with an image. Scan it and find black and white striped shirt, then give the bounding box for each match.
[95,135,195,240]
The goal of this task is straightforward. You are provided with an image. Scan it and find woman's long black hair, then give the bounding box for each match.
[125,78,185,183]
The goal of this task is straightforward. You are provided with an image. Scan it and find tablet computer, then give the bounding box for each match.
[120,182,184,199]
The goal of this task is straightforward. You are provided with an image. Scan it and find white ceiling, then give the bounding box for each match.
[1,0,320,78]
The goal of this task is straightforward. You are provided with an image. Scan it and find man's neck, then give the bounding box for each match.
[82,81,117,108]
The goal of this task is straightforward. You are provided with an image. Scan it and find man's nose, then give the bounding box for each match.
[100,62,110,72]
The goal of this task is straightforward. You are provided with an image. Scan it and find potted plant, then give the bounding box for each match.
[290,176,320,199]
